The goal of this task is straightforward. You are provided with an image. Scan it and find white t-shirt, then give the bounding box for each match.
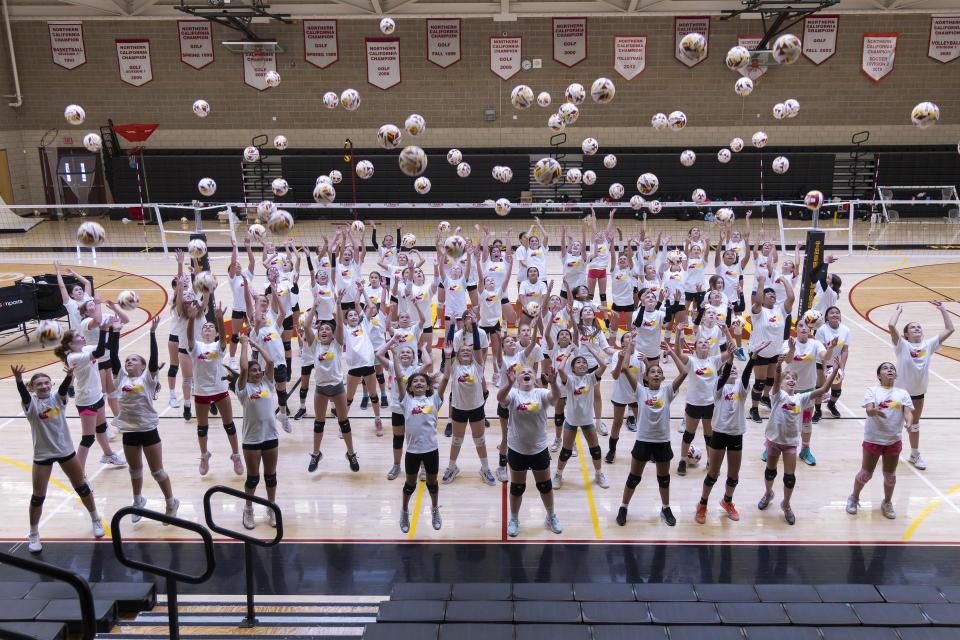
[312,282,336,321]
[343,318,375,370]
[453,327,489,351]
[717,262,743,301]
[564,372,599,426]
[783,338,825,391]
[24,394,74,462]
[524,245,548,280]
[364,285,387,309]
[816,323,851,352]
[505,387,551,455]
[519,280,548,304]
[257,321,286,364]
[411,284,434,329]
[478,288,502,328]
[114,370,159,432]
[482,259,509,292]
[684,257,708,293]
[239,379,278,445]
[336,261,361,303]
[895,336,941,396]
[563,253,587,290]
[549,344,575,398]
[64,298,84,330]
[451,361,484,410]
[662,268,686,301]
[547,310,571,345]
[67,345,102,407]
[812,281,839,315]
[388,360,420,413]
[192,341,227,396]
[313,340,343,386]
[635,384,677,443]
[612,353,645,405]
[267,277,295,319]
[765,390,812,446]
[575,329,610,368]
[633,308,666,359]
[81,312,116,364]
[367,312,387,351]
[229,269,254,313]
[750,303,787,358]
[862,386,913,446]
[686,355,721,406]
[402,394,442,454]
[696,323,726,358]
[589,240,611,270]
[443,276,468,319]
[392,324,421,350]
[713,373,748,436]
[611,268,636,306]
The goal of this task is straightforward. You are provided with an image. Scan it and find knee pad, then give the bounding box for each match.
[278,390,288,406]
[764,377,775,388]
[589,445,602,460]
[452,435,465,447]
[223,422,237,436]
[426,482,439,495]
[393,435,404,450]
[726,476,739,488]
[599,293,607,302]
[559,447,573,462]
[151,468,169,483]
[338,419,351,434]
[626,473,642,488]
[74,483,91,498]
[403,482,416,496]
[510,482,526,496]
[265,473,277,488]
[167,364,179,378]
[855,468,873,485]
[197,424,209,438]
[473,436,486,448]
[703,433,712,449]
[682,430,695,444]
[231,333,240,344]
[783,473,796,489]
[95,423,108,434]
[883,471,896,487]
[245,474,260,489]
[554,415,564,428]
[347,398,353,407]
[830,388,842,399]
[752,381,765,393]
[764,467,778,482]
[30,495,45,507]
[299,388,308,400]
[370,395,380,405]
[376,373,385,385]
[536,480,552,494]
[703,474,718,487]
[128,468,144,480]
[656,474,670,489]
[79,434,95,448]
[282,341,292,352]
[908,422,920,433]
[314,420,325,434]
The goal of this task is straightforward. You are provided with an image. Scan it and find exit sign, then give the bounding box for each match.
[63,137,73,145]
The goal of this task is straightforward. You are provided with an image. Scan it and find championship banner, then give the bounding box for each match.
[553,17,587,68]
[303,19,339,69]
[862,33,898,83]
[674,16,709,67]
[48,22,86,70]
[738,34,767,80]
[928,16,960,63]
[116,39,153,87]
[802,15,839,65]
[243,50,275,91]
[613,35,646,80]
[366,38,401,90]
[177,21,214,70]
[426,18,461,68]
[490,36,521,80]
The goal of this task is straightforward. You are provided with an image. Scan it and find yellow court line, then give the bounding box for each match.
[0,455,112,538]
[902,482,960,542]
[406,479,426,540]
[574,432,603,540]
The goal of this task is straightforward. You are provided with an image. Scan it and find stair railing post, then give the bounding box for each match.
[166,575,180,640]
[241,541,258,628]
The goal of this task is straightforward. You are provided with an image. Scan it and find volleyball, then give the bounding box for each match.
[351,220,365,234]
[802,308,824,330]
[443,234,466,258]
[533,157,563,186]
[651,113,668,130]
[773,103,787,120]
[667,249,685,264]
[438,221,451,233]
[379,17,396,34]
[248,223,266,240]
[499,166,514,183]
[83,133,102,153]
[590,77,616,104]
[313,181,336,203]
[680,150,696,167]
[401,233,417,248]
[271,178,289,197]
[398,145,428,177]
[581,138,599,155]
[537,91,552,108]
[194,270,218,295]
[730,137,745,152]
[404,113,426,136]
[38,320,63,346]
[243,146,260,162]
[64,104,86,125]
[717,148,732,164]
[804,190,824,211]
[495,198,512,216]
[340,88,361,111]
[192,99,210,118]
[731,314,745,330]
[77,221,105,247]
[273,135,288,151]
[187,238,207,259]
[510,84,535,110]
[734,77,754,97]
[784,98,800,118]
[414,177,432,194]
[377,124,402,150]
[772,34,802,64]
[547,113,566,132]
[911,102,940,129]
[198,177,217,196]
[322,91,339,109]
[726,46,751,71]
[558,102,580,125]
[608,183,624,200]
[566,168,582,184]
[637,172,659,196]
[692,188,708,204]
[629,195,644,211]
[264,70,281,88]
[678,32,707,63]
[686,444,703,464]
[267,210,295,235]
[457,162,471,178]
[772,156,790,175]
[752,131,768,148]
[329,170,342,184]
[258,200,277,218]
[668,110,687,131]
[355,160,375,180]
[524,301,540,317]
[447,149,462,165]
[603,154,617,169]
[716,208,735,223]
[117,289,140,311]
[647,200,662,214]
[564,83,586,105]
[582,170,597,186]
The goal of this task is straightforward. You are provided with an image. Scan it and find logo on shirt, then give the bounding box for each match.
[319,350,336,361]
[457,373,476,384]
[910,348,927,359]
[38,406,61,420]
[768,314,782,324]
[516,401,540,412]
[484,293,498,303]
[488,265,504,273]
[877,399,901,410]
[251,388,272,400]
[641,318,659,329]
[351,327,365,338]
[449,283,461,292]
[626,365,642,375]
[197,350,219,361]
[566,259,583,268]
[340,268,352,278]
[793,352,813,362]
[781,401,801,414]
[615,273,630,281]
[644,396,664,409]
[573,384,589,396]
[723,391,740,402]
[121,383,145,394]
[695,366,715,377]
[411,402,434,415]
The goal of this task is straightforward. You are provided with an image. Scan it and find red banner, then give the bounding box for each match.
[862,33,898,83]
[178,21,213,70]
[116,39,153,87]
[490,36,522,80]
[366,38,401,90]
[674,16,709,67]
[802,15,839,65]
[426,18,461,68]
[553,17,587,67]
[613,35,646,80]
[928,16,960,63]
[243,50,275,91]
[303,20,339,69]
[48,22,86,70]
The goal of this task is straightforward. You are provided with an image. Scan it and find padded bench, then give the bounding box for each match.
[35,598,118,634]
[0,621,67,640]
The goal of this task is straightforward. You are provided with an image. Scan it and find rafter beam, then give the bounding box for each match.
[370,0,382,14]
[597,0,627,11]
[385,0,419,12]
[325,0,374,13]
[627,0,639,10]
[129,0,161,16]
[58,0,126,16]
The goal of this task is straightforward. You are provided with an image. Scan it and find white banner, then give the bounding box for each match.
[48,22,86,70]
[243,50,276,91]
[674,16,710,67]
[426,18,461,68]
[928,16,960,63]
[553,17,587,67]
[802,15,839,65]
[490,36,522,80]
[116,39,153,87]
[613,35,646,80]
[862,33,898,82]
[303,19,339,69]
[366,38,401,90]
[738,34,767,80]
[177,21,213,70]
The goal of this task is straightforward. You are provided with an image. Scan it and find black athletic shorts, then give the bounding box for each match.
[122,429,161,448]
[168,333,179,343]
[467,284,478,292]
[300,364,314,377]
[481,323,501,334]
[231,310,246,321]
[243,438,279,451]
[631,440,674,463]
[664,301,685,323]
[405,449,440,476]
[274,364,289,384]
[685,291,706,305]
[508,447,551,472]
[612,400,639,409]
[685,403,715,420]
[753,354,779,366]
[451,405,485,423]
[76,396,105,413]
[35,452,76,466]
[709,431,743,451]
[497,404,509,420]
[282,316,294,331]
[97,360,112,371]
[612,303,635,313]
[911,393,925,401]
[391,412,405,428]
[348,365,376,378]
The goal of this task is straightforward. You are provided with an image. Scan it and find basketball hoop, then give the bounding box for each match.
[112,123,159,156]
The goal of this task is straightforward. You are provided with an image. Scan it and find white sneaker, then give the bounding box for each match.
[507,518,520,537]
[544,512,563,534]
[846,495,859,515]
[432,506,442,530]
[496,466,508,483]
[553,470,563,489]
[909,452,927,470]
[881,500,897,520]
[100,452,126,466]
[92,519,106,538]
[242,506,255,530]
[267,508,277,528]
[27,532,42,554]
[130,495,147,523]
[596,471,610,489]
[279,412,292,434]
[168,394,181,409]
[550,437,561,453]
[598,421,609,436]
[387,464,402,481]
[400,510,410,533]
[164,498,180,523]
[479,467,496,486]
[441,463,460,484]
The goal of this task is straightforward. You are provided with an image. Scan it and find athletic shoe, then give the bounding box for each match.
[826,402,841,418]
[484,419,490,428]
[267,508,277,528]
[210,402,218,417]
[695,502,707,524]
[380,393,388,406]
[545,513,563,534]
[550,437,561,452]
[360,395,369,410]
[759,396,771,409]
[604,449,616,464]
[735,347,746,361]
[399,510,410,533]
[677,459,687,476]
[419,468,426,482]
[552,470,563,489]
[164,498,180,521]
[571,446,578,457]
[781,501,796,525]
[346,452,360,472]
[375,418,383,437]
[909,452,927,470]
[432,506,442,530]
[812,408,822,424]
[479,468,496,486]
[720,499,740,521]
[27,532,42,554]
[308,452,322,473]
[387,464,401,481]
[799,447,817,466]
[92,519,106,538]
[130,495,147,523]
[242,506,255,530]
[507,518,520,537]
[107,423,119,441]
[68,386,75,398]
[758,491,774,510]
[626,415,637,432]
[881,500,896,519]
[183,405,192,421]
[168,394,180,409]
[761,448,767,463]
[444,423,453,437]
[228,453,242,475]
[279,413,291,434]
[441,463,460,484]
[598,421,609,436]
[496,466,508,483]
[749,407,763,423]
[199,451,212,476]
[660,507,677,527]
[845,495,859,515]
[616,507,628,526]
[100,452,126,466]
[596,471,610,489]
[293,407,307,421]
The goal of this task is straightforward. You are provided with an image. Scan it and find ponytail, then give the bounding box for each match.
[53,330,76,361]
